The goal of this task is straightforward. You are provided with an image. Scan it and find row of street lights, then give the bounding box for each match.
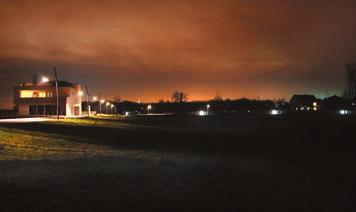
[77,92,116,115]
[39,74,211,116]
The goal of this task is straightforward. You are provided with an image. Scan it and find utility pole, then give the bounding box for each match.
[99,93,102,114]
[53,66,59,120]
[85,86,90,117]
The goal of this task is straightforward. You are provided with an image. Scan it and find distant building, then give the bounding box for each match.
[13,77,82,116]
[290,94,319,111]
[322,95,350,110]
[345,63,356,100]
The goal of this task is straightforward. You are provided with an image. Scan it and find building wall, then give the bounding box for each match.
[66,85,82,116]
[18,104,29,116]
[13,82,82,116]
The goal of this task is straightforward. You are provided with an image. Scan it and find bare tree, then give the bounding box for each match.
[171,91,188,103]
[214,93,223,101]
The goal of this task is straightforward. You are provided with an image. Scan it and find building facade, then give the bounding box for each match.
[14,79,82,116]
[346,63,356,100]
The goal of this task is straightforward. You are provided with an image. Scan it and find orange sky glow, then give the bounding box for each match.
[0,0,355,108]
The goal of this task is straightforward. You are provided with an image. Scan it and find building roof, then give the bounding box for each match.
[16,80,79,88]
[290,94,317,105]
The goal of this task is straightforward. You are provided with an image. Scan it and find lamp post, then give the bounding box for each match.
[111,104,114,114]
[147,104,152,114]
[53,66,59,120]
[206,104,210,115]
[100,99,105,114]
[106,102,110,114]
[92,96,98,114]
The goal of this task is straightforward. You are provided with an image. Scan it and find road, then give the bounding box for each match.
[0,117,54,123]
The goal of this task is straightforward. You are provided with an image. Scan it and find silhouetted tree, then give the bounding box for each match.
[214,93,223,101]
[172,91,188,103]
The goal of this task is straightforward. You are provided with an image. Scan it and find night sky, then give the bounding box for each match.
[0,0,355,108]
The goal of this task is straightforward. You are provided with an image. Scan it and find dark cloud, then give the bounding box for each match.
[0,0,355,108]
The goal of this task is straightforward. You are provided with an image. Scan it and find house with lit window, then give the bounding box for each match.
[290,94,319,111]
[13,77,82,116]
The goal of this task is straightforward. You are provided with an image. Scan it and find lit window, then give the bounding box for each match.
[20,90,47,98]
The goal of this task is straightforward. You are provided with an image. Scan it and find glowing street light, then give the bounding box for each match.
[313,102,318,111]
[111,104,115,114]
[339,110,350,115]
[198,110,207,116]
[41,76,49,83]
[106,102,110,114]
[99,99,105,114]
[78,91,84,97]
[92,96,98,101]
[147,104,152,114]
[206,104,210,115]
[270,109,279,115]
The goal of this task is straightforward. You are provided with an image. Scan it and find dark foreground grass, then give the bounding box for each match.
[0,115,355,211]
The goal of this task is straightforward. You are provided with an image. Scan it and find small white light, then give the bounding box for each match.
[147,105,152,110]
[339,110,349,115]
[100,99,105,104]
[92,96,98,101]
[78,91,84,96]
[270,109,279,115]
[313,102,317,107]
[125,112,129,116]
[41,77,49,83]
[198,110,207,116]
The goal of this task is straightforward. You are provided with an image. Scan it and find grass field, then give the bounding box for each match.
[0,115,355,211]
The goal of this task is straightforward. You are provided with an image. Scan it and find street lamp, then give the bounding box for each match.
[99,99,105,114]
[106,102,110,114]
[111,104,114,114]
[41,76,49,83]
[78,91,84,97]
[91,96,98,115]
[206,104,210,115]
[147,104,152,114]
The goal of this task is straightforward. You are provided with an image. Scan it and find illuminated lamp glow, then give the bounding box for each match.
[125,112,129,116]
[41,77,50,83]
[78,91,84,96]
[198,110,207,116]
[339,110,349,115]
[270,110,279,115]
